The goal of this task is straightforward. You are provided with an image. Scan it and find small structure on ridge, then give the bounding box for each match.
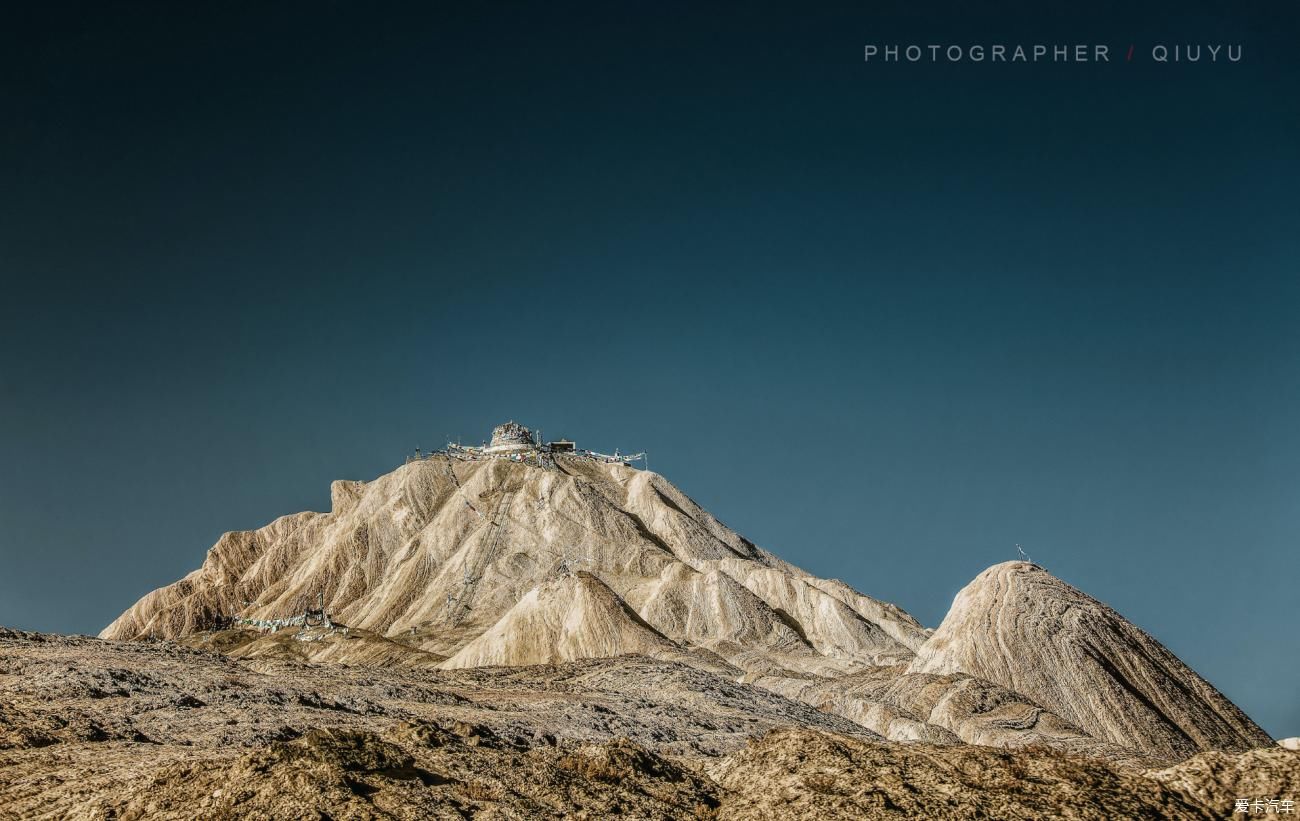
[484,421,538,454]
[413,421,645,468]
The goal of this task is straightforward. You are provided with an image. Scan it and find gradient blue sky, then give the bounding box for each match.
[1,2,1297,736]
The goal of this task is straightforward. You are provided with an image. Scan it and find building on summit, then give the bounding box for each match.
[408,421,644,467]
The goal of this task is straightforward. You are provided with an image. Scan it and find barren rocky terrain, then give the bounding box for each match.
[3,428,1295,818]
[4,627,1295,819]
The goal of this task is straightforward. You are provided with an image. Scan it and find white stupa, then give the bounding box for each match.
[483,421,536,455]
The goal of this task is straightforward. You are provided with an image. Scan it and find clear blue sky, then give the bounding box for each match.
[1,2,1296,737]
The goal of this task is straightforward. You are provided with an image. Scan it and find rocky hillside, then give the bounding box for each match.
[909,561,1273,760]
[99,429,1275,768]
[102,453,929,679]
[6,628,1297,820]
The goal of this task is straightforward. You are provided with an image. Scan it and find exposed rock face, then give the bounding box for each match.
[909,561,1274,761]
[1147,746,1300,813]
[440,571,733,673]
[101,456,926,680]
[753,667,1157,766]
[97,441,1274,767]
[709,728,1220,820]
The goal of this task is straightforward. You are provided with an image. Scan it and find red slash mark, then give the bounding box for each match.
[1126,44,1135,62]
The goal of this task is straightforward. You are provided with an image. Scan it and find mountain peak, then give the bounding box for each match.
[102,444,922,680]
[99,426,1272,764]
[910,560,1272,759]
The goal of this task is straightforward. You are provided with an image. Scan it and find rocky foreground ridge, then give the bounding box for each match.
[1,425,1291,818]
[3,628,1298,820]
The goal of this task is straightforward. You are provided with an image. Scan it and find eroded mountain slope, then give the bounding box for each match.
[102,456,927,679]
[99,444,1274,766]
[909,561,1273,761]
